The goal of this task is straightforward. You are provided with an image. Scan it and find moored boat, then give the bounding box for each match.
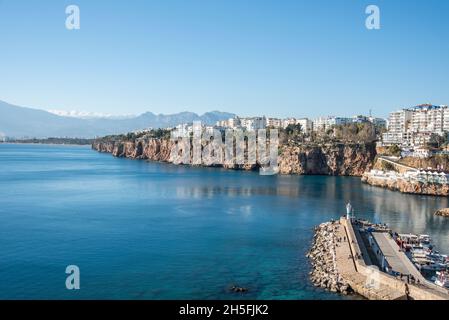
[435,271,449,288]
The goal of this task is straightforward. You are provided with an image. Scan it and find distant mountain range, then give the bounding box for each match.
[0,100,235,139]
[47,109,136,120]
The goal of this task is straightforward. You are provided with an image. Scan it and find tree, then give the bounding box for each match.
[285,123,302,135]
[281,123,304,144]
[388,144,401,157]
[427,132,448,149]
[333,123,376,143]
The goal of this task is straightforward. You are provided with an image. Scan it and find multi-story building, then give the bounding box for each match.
[281,118,297,129]
[382,104,449,147]
[312,117,329,132]
[216,117,242,129]
[281,118,313,133]
[410,104,445,134]
[382,109,413,146]
[444,107,449,132]
[228,117,241,128]
[296,118,313,133]
[241,117,266,131]
[313,116,352,131]
[329,117,352,127]
[352,115,370,123]
[266,117,282,128]
[351,115,387,128]
[172,123,193,138]
[216,120,227,127]
[368,117,387,128]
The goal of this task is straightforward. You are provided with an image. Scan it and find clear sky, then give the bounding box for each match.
[1,0,449,118]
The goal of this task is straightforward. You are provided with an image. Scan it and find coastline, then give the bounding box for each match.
[91,138,376,177]
[0,142,91,147]
[361,157,449,197]
[361,173,449,197]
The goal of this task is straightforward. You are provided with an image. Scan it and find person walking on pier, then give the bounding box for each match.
[405,283,410,300]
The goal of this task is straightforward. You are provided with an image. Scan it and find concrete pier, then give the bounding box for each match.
[310,217,449,300]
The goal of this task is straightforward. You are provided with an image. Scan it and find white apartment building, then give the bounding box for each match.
[296,118,313,133]
[382,105,449,147]
[241,117,266,131]
[445,107,449,131]
[382,109,413,146]
[266,117,282,128]
[410,105,445,134]
[351,115,387,127]
[313,116,352,131]
[313,117,328,131]
[352,115,369,123]
[228,117,241,128]
[368,117,387,128]
[172,123,193,138]
[281,118,313,133]
[282,118,297,129]
[216,117,242,129]
[216,120,227,127]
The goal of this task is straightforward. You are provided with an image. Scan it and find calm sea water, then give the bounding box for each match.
[1,144,448,300]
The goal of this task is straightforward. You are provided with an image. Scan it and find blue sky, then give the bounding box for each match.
[0,0,449,118]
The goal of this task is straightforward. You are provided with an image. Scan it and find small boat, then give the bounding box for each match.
[413,257,430,265]
[420,262,447,272]
[435,271,449,288]
[399,233,419,244]
[412,251,427,259]
[419,234,432,244]
[412,246,427,257]
[427,253,448,264]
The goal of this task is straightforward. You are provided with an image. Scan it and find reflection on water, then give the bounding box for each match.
[171,172,449,250]
[145,164,449,251]
[0,144,448,300]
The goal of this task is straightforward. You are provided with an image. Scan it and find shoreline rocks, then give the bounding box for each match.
[361,174,449,197]
[435,208,449,217]
[306,221,352,295]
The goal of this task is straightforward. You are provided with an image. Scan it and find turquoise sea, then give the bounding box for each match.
[0,144,448,299]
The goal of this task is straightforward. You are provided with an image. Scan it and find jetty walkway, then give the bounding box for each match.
[333,217,449,300]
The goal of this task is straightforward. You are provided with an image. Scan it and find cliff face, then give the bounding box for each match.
[278,143,376,176]
[92,139,376,176]
[361,174,449,196]
[93,139,174,162]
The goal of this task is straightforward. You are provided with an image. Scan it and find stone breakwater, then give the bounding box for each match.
[361,174,449,196]
[92,138,376,176]
[435,208,449,217]
[306,221,351,295]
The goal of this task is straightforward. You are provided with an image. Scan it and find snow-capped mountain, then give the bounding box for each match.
[47,110,135,120]
[0,100,235,138]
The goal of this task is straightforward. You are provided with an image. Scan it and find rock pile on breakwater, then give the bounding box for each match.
[307,221,352,295]
[435,208,449,217]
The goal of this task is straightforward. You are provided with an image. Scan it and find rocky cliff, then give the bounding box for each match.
[93,138,174,161]
[278,143,376,176]
[92,138,376,176]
